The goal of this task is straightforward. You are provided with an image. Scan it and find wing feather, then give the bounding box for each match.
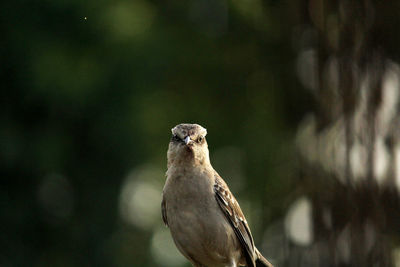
[214,174,256,267]
[161,196,168,226]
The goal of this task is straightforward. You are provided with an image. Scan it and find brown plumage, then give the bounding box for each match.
[162,123,273,267]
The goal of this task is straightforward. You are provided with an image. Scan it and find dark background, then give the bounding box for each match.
[3,0,400,266]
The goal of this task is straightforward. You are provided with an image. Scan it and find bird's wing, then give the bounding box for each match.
[213,173,256,267]
[161,195,168,227]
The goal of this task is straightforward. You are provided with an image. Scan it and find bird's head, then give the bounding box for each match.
[167,123,210,167]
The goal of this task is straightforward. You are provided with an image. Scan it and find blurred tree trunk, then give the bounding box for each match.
[295,0,400,266]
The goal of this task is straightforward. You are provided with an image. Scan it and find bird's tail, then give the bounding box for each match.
[255,248,273,267]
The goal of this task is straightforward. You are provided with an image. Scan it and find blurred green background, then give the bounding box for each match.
[1,0,313,266]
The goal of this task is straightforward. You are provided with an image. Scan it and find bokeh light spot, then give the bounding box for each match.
[284,196,313,246]
[103,0,156,40]
[119,165,164,230]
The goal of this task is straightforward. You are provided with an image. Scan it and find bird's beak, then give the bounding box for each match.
[184,136,192,145]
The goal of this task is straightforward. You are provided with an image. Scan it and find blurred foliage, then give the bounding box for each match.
[1,0,314,266]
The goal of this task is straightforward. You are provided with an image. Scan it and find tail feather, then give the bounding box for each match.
[255,248,273,267]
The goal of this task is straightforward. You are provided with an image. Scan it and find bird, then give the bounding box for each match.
[161,123,273,267]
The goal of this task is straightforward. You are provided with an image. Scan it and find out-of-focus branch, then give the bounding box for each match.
[293,0,400,266]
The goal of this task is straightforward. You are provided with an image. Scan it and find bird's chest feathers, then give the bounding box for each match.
[164,166,215,212]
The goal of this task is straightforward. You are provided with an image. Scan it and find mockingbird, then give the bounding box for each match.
[162,123,273,267]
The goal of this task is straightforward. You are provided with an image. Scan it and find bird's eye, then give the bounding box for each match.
[171,134,180,142]
[197,136,204,143]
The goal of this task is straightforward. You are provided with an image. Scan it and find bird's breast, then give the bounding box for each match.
[163,167,241,265]
[164,167,215,208]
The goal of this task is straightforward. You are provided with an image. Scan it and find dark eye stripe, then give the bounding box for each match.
[171,135,182,142]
